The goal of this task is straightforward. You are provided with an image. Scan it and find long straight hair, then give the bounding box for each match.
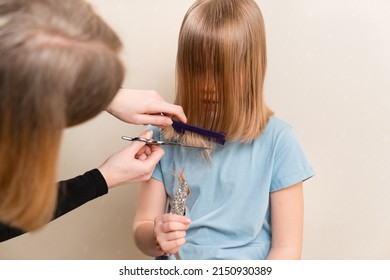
[0,0,124,230]
[164,0,273,148]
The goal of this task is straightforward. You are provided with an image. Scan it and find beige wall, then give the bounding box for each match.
[1,0,389,259]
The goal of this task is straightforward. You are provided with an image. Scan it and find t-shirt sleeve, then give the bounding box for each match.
[151,161,163,182]
[270,126,314,192]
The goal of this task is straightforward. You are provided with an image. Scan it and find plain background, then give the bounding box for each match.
[0,0,389,259]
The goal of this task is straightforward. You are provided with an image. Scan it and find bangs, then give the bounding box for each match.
[176,21,226,131]
[166,0,272,149]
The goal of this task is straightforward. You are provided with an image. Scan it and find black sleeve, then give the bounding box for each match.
[54,168,108,218]
[0,169,108,243]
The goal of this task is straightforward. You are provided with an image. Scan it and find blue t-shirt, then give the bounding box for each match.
[150,116,314,260]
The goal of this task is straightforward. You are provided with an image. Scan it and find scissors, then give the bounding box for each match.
[121,136,212,149]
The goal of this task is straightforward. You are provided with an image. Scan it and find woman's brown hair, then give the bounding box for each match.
[164,0,273,148]
[0,0,124,230]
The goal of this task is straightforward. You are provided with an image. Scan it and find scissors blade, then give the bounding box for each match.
[121,136,211,149]
[162,141,212,149]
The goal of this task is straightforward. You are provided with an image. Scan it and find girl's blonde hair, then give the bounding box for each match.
[0,0,124,230]
[164,0,273,148]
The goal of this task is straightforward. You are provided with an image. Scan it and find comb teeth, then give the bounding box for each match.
[172,120,225,145]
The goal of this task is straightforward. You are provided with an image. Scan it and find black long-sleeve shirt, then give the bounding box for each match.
[0,169,108,242]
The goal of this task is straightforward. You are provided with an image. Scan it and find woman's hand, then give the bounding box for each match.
[106,88,187,127]
[98,130,164,188]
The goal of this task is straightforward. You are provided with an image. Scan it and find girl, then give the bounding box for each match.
[133,0,314,260]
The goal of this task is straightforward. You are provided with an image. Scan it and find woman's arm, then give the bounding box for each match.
[0,169,108,243]
[267,182,304,260]
[133,178,190,257]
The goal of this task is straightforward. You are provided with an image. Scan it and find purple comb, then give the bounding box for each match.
[172,120,225,145]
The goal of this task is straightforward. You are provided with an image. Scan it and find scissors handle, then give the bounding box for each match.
[121,136,165,145]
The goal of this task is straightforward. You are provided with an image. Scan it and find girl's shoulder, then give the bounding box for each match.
[255,115,303,149]
[264,115,294,136]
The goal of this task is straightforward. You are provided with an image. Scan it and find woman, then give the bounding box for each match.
[0,0,186,241]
